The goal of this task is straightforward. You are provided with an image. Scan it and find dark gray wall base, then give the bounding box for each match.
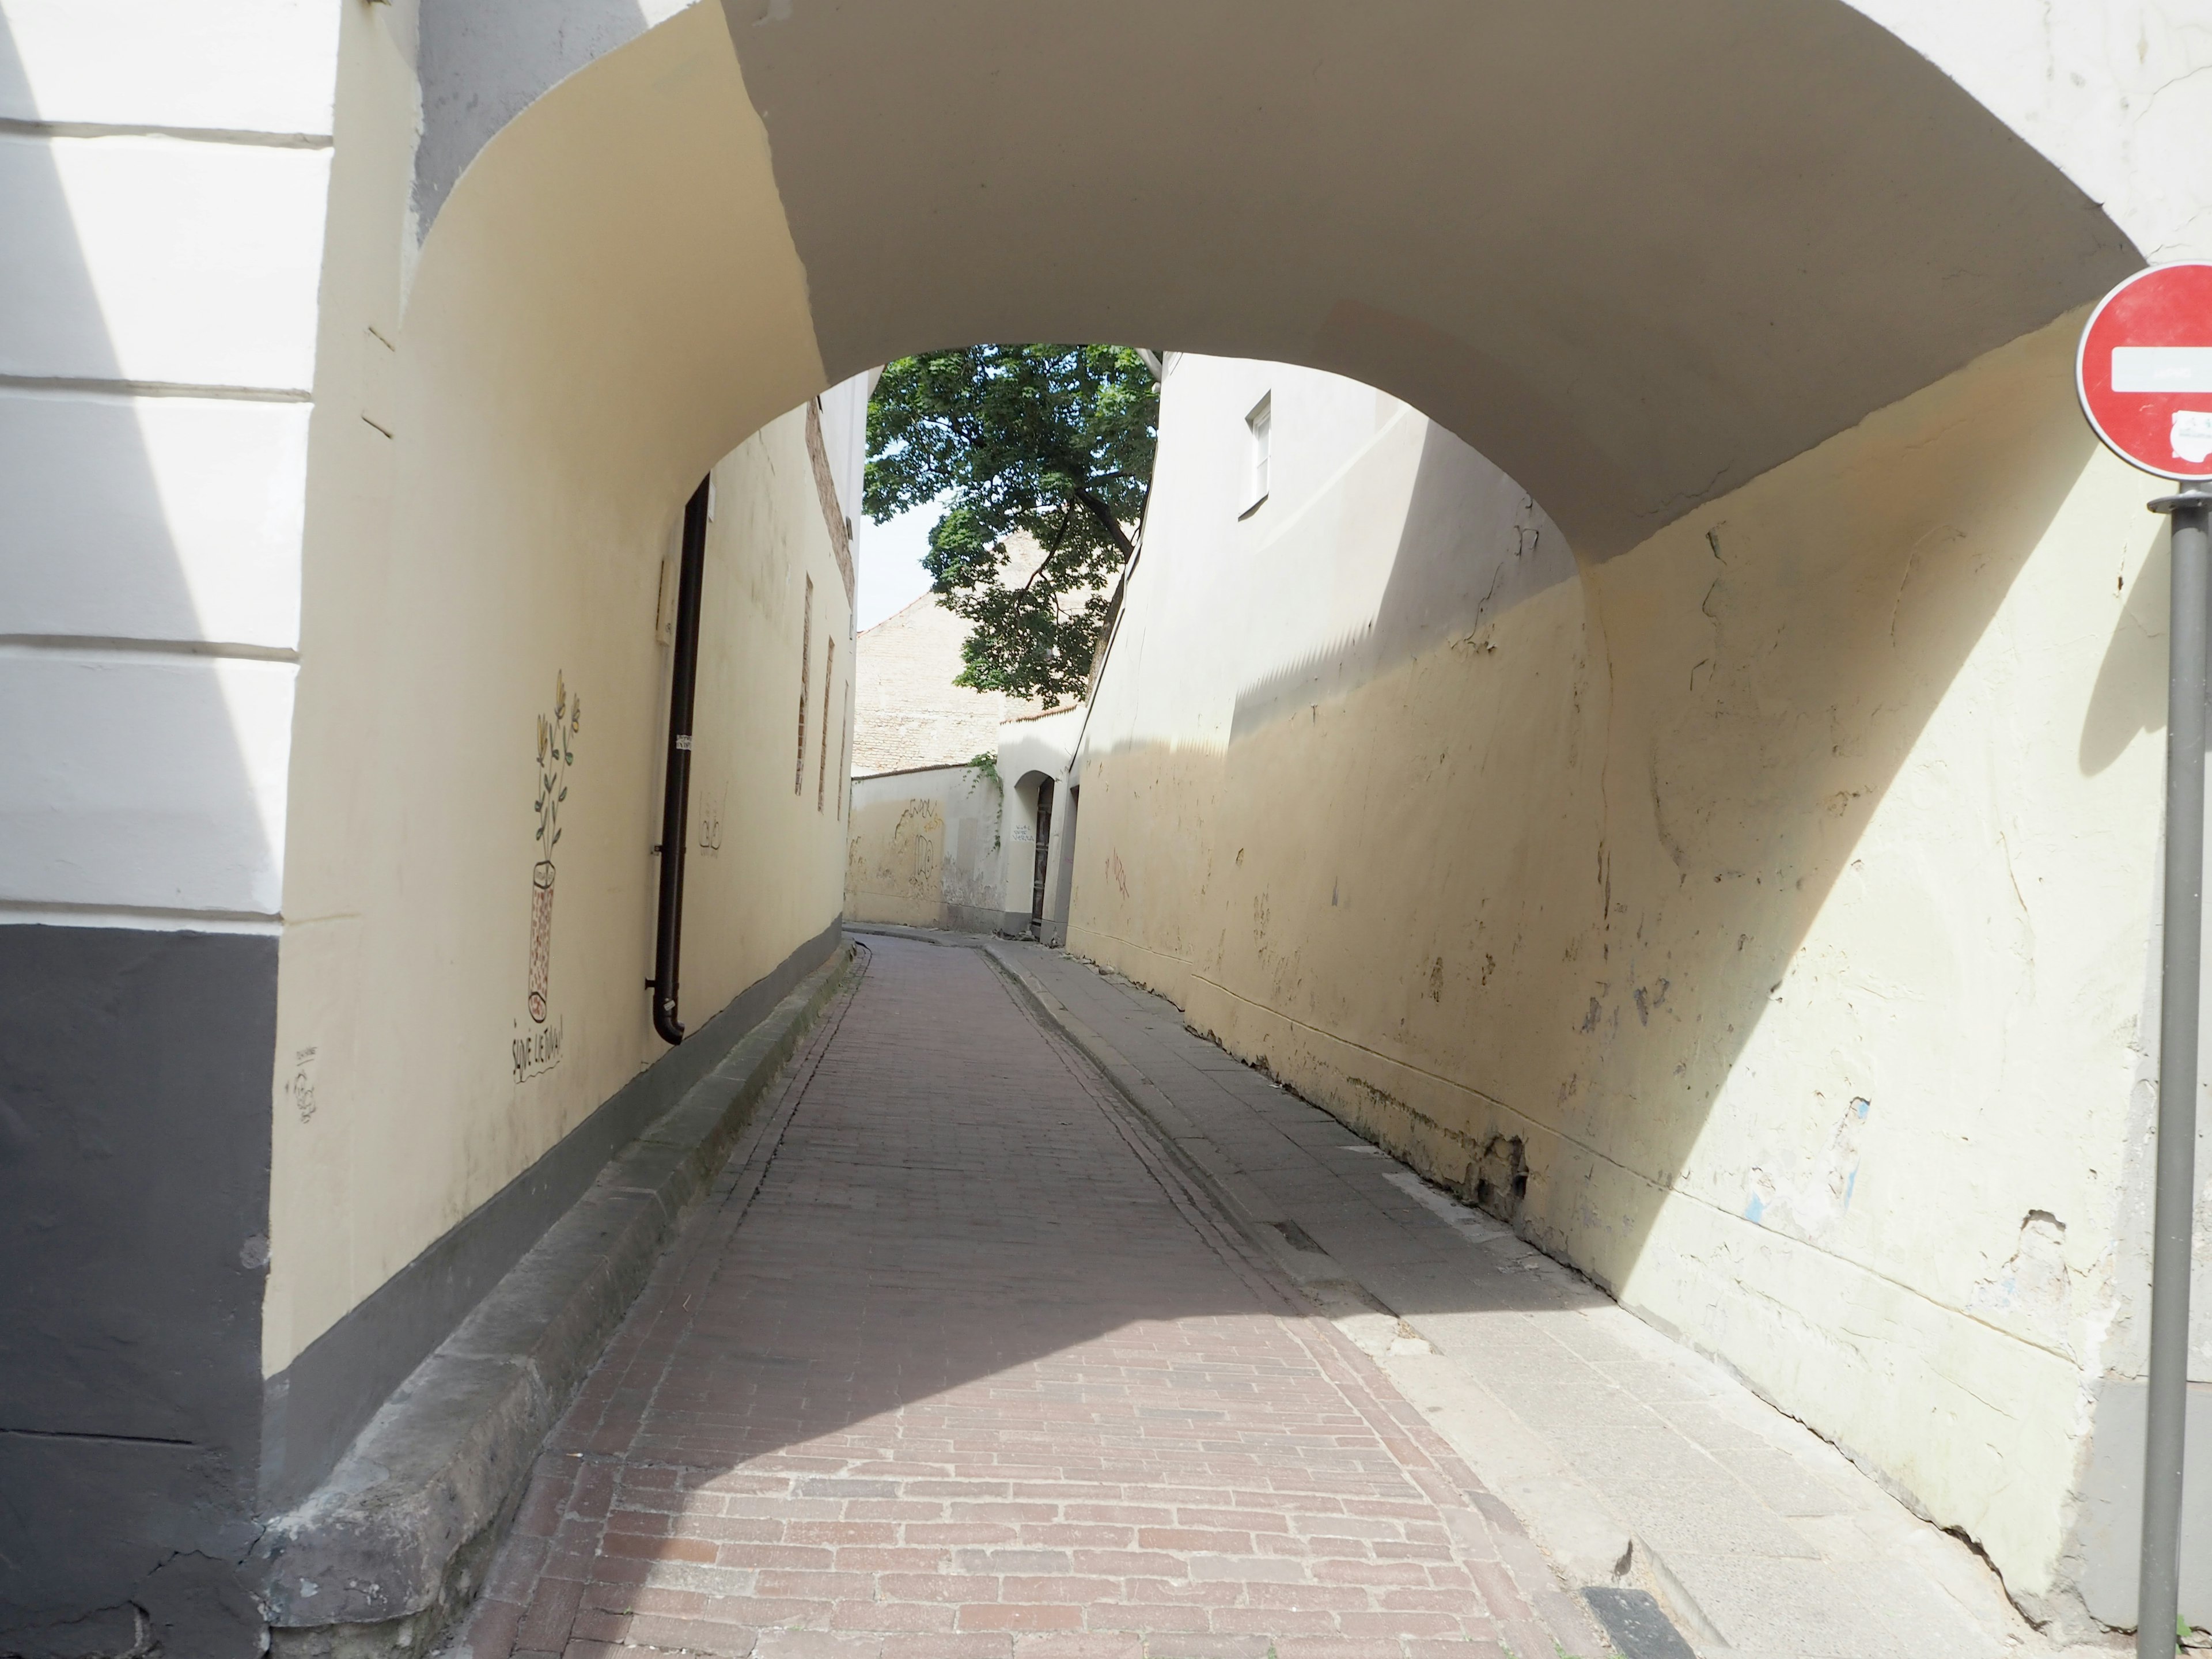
[260,918,843,1510]
[251,942,854,1653]
[0,926,277,1659]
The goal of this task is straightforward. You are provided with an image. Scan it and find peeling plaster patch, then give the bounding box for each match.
[1471,1133,1529,1225]
[1744,1096,1870,1240]
[1970,1210,2072,1347]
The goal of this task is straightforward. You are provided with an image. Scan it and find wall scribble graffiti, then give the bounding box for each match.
[528,673,582,1030]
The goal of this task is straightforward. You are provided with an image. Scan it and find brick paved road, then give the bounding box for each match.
[449,937,1588,1659]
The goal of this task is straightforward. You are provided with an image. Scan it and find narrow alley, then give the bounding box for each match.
[444,935,2063,1659]
[449,936,1587,1659]
[23,6,2212,1652]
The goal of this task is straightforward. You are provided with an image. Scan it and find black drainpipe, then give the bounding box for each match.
[650,475,710,1044]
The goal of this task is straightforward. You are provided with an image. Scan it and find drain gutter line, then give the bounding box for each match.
[650,475,710,1045]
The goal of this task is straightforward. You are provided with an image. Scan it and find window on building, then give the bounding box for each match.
[1244,393,1271,515]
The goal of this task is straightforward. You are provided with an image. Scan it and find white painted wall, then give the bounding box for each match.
[997,705,1082,931]
[0,0,339,931]
[815,369,873,532]
[1069,355,1411,764]
[1849,0,2212,263]
[0,0,339,134]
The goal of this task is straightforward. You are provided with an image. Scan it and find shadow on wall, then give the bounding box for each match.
[414,0,657,229]
[1068,315,2156,1601]
[0,10,282,1653]
[2081,527,2175,777]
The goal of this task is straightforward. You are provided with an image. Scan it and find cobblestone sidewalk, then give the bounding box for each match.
[446,935,1602,1659]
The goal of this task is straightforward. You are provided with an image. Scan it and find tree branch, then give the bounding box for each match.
[1073,490,1137,558]
[1016,501,1080,597]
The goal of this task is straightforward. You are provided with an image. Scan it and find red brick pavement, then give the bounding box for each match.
[446,937,1585,1659]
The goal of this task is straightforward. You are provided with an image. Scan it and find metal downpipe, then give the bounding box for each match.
[650,475,710,1046]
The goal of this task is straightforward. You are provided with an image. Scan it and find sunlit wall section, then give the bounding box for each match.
[1068,332,2173,1619]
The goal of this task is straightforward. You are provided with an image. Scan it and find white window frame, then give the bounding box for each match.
[1243,393,1271,517]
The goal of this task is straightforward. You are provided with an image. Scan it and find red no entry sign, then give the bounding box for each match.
[2078,262,2212,481]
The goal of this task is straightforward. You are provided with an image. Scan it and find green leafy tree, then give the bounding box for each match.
[865,344,1158,702]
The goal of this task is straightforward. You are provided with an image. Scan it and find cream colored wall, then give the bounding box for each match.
[680,414,855,1020]
[263,3,843,1377]
[245,0,2181,1611]
[846,766,1004,929]
[1068,327,2169,1608]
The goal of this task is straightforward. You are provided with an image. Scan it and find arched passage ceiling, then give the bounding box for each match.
[416,0,2138,560]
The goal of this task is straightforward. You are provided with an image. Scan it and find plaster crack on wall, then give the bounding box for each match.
[2143,57,2212,113]
[1639,464,1735,522]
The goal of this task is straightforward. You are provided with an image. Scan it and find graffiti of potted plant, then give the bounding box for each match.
[529,673,581,1024]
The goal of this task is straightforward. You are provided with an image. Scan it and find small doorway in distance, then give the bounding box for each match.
[1029,779,1055,934]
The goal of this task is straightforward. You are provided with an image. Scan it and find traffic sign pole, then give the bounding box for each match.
[2075,264,2212,1657]
[2145,484,2210,1659]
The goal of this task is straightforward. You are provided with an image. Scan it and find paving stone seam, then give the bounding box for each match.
[571,946,874,1474]
[1013,956,1766,1649]
[580,959,875,1653]
[978,946,1604,1659]
[992,945,2129,1659]
[987,948,1753,1658]
[265,945,861,1657]
[993,946,1638,1659]
[450,956,878,1657]
[457,939,1609,1659]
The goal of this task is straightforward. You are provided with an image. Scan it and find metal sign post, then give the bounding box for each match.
[2080,263,2212,1658]
[2147,484,2210,1659]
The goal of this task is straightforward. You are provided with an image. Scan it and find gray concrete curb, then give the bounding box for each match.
[979,942,1304,1252]
[250,944,857,1659]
